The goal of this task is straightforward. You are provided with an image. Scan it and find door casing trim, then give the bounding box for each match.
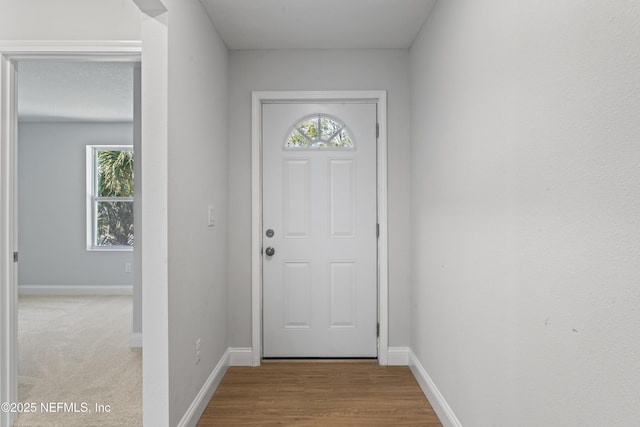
[251,90,388,366]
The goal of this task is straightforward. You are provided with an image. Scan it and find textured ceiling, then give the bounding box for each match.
[200,0,436,49]
[18,61,135,122]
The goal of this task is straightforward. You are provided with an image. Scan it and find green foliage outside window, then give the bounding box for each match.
[96,149,134,247]
[286,115,354,148]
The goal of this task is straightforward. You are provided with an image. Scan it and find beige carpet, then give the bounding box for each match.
[15,295,142,427]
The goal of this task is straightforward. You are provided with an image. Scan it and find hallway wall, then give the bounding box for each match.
[409,0,640,425]
[163,1,230,426]
[227,48,412,349]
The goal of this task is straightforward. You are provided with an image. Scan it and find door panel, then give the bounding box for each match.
[329,159,356,238]
[329,262,357,328]
[283,262,312,329]
[262,102,377,358]
[282,159,311,238]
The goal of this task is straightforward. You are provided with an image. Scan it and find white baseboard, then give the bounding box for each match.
[177,348,230,427]
[129,332,142,348]
[229,347,253,366]
[409,350,462,427]
[387,347,410,365]
[18,285,133,296]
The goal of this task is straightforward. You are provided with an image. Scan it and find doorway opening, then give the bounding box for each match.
[0,43,142,427]
[15,59,141,426]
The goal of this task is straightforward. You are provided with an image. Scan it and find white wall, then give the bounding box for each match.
[139,8,169,426]
[227,49,412,349]
[163,1,229,425]
[410,0,640,425]
[0,0,140,41]
[17,121,133,292]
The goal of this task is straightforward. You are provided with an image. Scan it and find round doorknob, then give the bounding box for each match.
[265,247,275,257]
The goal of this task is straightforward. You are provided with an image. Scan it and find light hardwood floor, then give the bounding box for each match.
[198,360,442,426]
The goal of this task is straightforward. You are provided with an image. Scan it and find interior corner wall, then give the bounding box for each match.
[227,49,412,349]
[140,8,169,427]
[18,121,133,292]
[164,1,229,425]
[409,0,640,425]
[0,0,140,41]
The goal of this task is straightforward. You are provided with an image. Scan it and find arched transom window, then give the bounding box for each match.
[285,114,355,149]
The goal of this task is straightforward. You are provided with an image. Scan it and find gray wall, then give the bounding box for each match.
[409,0,640,425]
[164,0,229,425]
[18,121,133,292]
[227,49,412,348]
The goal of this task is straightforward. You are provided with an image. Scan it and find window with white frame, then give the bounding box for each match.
[86,145,134,250]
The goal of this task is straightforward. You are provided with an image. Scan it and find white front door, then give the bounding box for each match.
[262,102,378,358]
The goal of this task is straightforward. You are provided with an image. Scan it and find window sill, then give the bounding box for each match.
[87,246,133,252]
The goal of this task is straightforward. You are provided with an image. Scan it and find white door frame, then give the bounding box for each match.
[251,90,389,366]
[0,41,141,427]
